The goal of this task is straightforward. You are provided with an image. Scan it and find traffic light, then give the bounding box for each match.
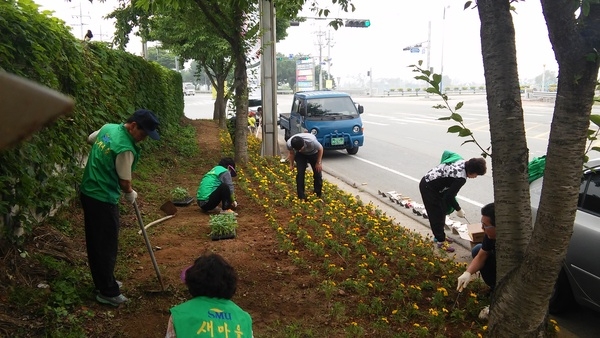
[345,19,371,28]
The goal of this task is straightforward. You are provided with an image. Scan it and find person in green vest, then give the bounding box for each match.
[196,157,238,215]
[165,253,253,338]
[80,109,160,306]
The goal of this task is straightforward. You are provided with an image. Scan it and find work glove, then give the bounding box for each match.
[456,209,466,219]
[232,200,238,208]
[124,190,138,204]
[457,271,472,292]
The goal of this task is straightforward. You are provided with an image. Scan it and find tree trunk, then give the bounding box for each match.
[477,1,544,336]
[233,41,248,165]
[477,0,600,336]
[215,76,228,129]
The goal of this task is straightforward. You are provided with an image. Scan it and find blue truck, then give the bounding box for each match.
[278,90,365,154]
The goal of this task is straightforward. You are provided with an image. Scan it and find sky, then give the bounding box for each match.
[35,0,558,86]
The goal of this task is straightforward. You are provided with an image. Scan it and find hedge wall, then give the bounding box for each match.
[0,0,184,241]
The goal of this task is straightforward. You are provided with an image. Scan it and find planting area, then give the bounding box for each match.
[0,119,493,337]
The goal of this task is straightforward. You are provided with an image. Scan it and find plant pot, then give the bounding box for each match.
[210,230,236,241]
[172,196,194,206]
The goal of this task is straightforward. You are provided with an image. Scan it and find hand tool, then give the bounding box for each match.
[133,201,165,291]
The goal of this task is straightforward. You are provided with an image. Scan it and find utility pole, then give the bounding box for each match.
[368,68,373,96]
[316,27,325,90]
[326,30,334,84]
[70,0,90,40]
[259,0,279,157]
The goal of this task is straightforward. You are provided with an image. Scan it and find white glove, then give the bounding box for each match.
[457,271,472,291]
[456,209,466,218]
[124,190,137,204]
[232,200,238,208]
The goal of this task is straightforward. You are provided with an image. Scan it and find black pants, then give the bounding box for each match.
[472,244,496,290]
[419,177,448,242]
[80,193,121,297]
[294,151,322,199]
[199,183,232,211]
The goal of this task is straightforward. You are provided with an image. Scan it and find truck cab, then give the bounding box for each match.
[279,90,364,154]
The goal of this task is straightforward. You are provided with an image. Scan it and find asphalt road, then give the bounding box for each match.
[184,92,600,336]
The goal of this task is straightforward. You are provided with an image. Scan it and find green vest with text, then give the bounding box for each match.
[80,123,139,204]
[196,166,228,201]
[170,296,253,337]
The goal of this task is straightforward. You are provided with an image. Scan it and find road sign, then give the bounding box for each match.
[410,48,420,53]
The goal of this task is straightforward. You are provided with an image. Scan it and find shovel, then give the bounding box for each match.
[133,201,165,291]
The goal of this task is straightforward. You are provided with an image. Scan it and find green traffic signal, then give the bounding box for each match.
[344,19,371,28]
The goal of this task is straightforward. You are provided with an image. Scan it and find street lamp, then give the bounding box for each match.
[440,5,450,94]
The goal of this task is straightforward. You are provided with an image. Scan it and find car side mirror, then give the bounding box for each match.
[357,105,364,114]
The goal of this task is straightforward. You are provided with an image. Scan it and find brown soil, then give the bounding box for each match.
[0,119,332,337]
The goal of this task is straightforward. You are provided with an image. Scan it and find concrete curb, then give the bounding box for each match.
[322,170,472,264]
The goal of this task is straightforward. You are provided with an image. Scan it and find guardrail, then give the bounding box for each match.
[526,92,556,102]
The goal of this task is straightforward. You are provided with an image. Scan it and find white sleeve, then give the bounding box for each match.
[87,130,100,144]
[115,151,134,180]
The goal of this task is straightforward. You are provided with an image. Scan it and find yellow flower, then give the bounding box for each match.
[392,309,398,315]
[413,323,420,327]
[413,303,419,310]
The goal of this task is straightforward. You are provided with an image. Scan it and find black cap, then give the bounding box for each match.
[132,109,160,140]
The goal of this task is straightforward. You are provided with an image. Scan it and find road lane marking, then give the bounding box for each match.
[348,156,484,208]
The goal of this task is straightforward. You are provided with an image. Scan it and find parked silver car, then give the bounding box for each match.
[530,158,600,313]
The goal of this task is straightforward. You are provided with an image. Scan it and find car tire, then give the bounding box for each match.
[549,268,575,314]
[346,147,359,155]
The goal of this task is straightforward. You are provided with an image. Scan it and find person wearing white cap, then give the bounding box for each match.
[80,109,160,306]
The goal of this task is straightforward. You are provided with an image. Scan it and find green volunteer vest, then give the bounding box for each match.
[80,123,140,204]
[170,296,253,337]
[196,166,228,201]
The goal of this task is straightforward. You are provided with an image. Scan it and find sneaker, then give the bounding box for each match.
[220,209,238,216]
[204,207,222,214]
[433,237,454,243]
[437,242,456,253]
[94,280,123,293]
[96,293,129,306]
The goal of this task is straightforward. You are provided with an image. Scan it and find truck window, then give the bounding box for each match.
[306,97,357,117]
[292,99,306,115]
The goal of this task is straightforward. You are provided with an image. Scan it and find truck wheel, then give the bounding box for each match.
[346,147,359,155]
[284,129,291,141]
[549,268,575,314]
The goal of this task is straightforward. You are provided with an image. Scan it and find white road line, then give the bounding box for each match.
[361,120,389,125]
[350,156,484,208]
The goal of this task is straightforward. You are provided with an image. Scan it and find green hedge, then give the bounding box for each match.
[0,0,184,242]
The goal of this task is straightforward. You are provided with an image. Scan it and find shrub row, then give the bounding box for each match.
[0,0,184,242]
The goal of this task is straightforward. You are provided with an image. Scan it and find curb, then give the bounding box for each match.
[322,170,473,264]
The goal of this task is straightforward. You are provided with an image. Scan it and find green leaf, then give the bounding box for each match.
[590,114,600,127]
[461,140,476,146]
[450,113,463,122]
[454,101,464,111]
[447,125,463,133]
[458,128,473,137]
[438,116,452,120]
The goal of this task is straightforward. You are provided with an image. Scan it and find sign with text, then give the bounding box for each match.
[296,59,315,91]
